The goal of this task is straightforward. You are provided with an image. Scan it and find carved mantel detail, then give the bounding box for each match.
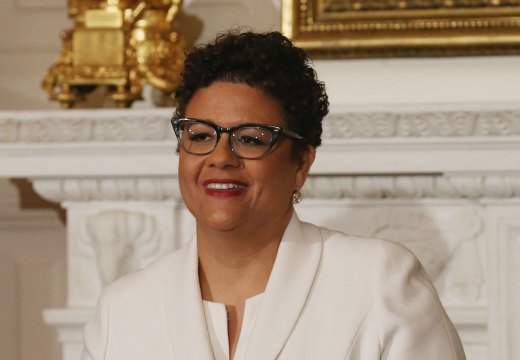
[1,107,520,144]
[32,178,182,202]
[324,110,520,138]
[303,175,520,199]
[29,175,520,204]
[82,210,160,285]
[0,109,174,143]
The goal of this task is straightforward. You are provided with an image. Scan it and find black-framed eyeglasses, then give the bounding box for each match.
[170,117,307,160]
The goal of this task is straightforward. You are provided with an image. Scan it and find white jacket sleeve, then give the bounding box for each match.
[376,244,466,360]
[345,241,466,360]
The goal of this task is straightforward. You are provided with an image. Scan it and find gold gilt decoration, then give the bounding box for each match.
[282,0,520,58]
[42,0,186,108]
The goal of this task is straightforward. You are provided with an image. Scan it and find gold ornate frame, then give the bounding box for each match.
[282,0,520,58]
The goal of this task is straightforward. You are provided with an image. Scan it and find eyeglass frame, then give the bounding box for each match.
[170,117,308,159]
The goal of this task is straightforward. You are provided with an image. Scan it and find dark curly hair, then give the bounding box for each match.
[174,31,329,153]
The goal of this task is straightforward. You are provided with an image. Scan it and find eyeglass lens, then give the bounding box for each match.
[179,121,274,159]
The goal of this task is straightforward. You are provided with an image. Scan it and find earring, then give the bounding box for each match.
[292,190,302,204]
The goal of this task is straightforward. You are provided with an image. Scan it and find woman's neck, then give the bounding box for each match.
[197,212,291,304]
[197,212,292,360]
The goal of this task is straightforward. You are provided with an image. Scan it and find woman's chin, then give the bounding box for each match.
[201,210,243,233]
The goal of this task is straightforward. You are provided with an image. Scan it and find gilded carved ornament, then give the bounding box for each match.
[283,0,520,57]
[42,0,186,108]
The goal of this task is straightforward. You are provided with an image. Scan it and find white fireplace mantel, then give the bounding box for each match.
[1,104,520,178]
[1,104,520,360]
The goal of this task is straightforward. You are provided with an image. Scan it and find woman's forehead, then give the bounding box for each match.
[185,82,287,128]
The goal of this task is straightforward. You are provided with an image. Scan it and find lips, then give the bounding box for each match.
[206,183,246,190]
[203,179,248,196]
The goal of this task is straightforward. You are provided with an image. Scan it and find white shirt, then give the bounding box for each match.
[202,293,264,360]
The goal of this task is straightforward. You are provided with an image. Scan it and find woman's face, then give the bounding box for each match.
[178,81,315,234]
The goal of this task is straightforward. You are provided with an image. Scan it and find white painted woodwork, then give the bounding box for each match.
[1,105,520,359]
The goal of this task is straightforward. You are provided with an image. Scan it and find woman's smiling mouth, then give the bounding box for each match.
[203,180,248,196]
[206,183,247,190]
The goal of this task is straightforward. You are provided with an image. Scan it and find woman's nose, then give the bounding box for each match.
[207,133,240,168]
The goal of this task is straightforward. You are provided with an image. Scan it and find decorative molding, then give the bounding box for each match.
[1,107,520,144]
[32,178,182,203]
[65,203,178,306]
[81,210,160,285]
[487,219,520,360]
[302,175,520,199]
[27,175,520,204]
[28,175,520,205]
[43,308,94,343]
[2,107,519,177]
[324,110,520,138]
[0,109,174,143]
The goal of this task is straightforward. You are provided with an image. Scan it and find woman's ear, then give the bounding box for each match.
[295,145,316,190]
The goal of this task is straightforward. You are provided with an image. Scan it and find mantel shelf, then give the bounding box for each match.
[1,104,519,178]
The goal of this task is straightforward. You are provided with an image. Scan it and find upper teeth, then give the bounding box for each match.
[206,183,246,190]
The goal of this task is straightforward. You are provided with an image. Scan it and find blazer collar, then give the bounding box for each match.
[244,213,323,359]
[163,213,323,360]
[163,238,214,359]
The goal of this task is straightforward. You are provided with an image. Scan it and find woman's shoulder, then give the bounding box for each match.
[304,220,426,285]
[306,220,417,264]
[305,223,465,359]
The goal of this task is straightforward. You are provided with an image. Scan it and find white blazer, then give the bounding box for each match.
[82,214,466,359]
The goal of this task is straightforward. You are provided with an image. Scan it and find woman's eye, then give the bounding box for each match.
[237,135,266,146]
[189,132,213,142]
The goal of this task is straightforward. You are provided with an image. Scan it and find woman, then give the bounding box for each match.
[82,31,466,359]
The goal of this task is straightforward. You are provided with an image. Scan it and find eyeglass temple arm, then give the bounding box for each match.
[283,128,307,142]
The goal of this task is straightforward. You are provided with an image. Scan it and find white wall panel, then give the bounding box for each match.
[315,57,520,106]
[0,179,66,360]
[184,0,279,45]
[16,0,66,9]
[0,1,69,50]
[0,51,62,110]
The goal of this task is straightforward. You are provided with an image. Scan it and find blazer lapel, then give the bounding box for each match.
[244,213,323,360]
[164,238,214,359]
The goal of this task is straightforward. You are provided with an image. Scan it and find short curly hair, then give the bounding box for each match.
[174,31,329,151]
